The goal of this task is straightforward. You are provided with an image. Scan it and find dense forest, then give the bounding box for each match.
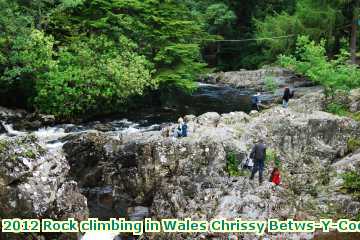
[0,0,359,118]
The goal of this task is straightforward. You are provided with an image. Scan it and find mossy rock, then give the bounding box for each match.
[348,137,360,153]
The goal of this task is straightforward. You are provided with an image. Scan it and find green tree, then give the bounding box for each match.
[48,0,210,90]
[279,35,360,96]
[0,0,55,107]
[0,0,212,116]
[337,0,360,64]
[255,0,338,65]
[35,35,155,118]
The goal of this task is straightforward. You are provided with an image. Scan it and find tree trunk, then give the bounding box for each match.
[350,7,358,64]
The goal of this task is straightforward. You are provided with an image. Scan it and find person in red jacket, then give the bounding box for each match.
[270,168,281,185]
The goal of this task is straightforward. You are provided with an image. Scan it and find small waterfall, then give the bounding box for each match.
[1,122,24,136]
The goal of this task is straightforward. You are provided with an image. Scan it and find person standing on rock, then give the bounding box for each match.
[249,139,267,184]
[181,118,188,137]
[282,86,292,108]
[251,92,262,111]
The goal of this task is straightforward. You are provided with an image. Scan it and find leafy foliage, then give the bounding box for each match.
[347,137,360,153]
[54,0,210,90]
[0,0,211,117]
[279,36,360,96]
[342,171,360,200]
[204,3,236,35]
[0,0,359,117]
[226,152,241,177]
[325,102,360,121]
[326,103,350,116]
[264,76,278,94]
[255,0,344,65]
[265,148,281,168]
[35,35,155,117]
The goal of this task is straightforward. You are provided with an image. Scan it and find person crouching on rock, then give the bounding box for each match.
[174,117,188,138]
[249,139,266,184]
[251,92,262,112]
[270,167,281,185]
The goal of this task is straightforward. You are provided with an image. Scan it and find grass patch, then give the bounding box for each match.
[225,152,251,177]
[325,102,360,122]
[342,171,360,200]
[226,152,241,177]
[348,138,360,153]
[266,148,281,168]
[353,112,360,121]
[326,102,349,116]
[22,150,36,159]
[0,140,8,153]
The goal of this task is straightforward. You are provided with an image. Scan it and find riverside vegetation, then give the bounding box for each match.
[1,0,360,119]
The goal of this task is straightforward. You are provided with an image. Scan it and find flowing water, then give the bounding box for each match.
[0,83,258,240]
[2,82,256,143]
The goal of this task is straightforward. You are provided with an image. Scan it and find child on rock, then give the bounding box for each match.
[270,167,281,185]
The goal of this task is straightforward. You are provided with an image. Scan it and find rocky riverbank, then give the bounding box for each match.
[201,67,323,104]
[201,67,310,89]
[1,88,359,240]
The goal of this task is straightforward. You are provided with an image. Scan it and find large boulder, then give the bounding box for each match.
[0,106,26,122]
[0,135,88,220]
[202,67,313,91]
[63,131,120,188]
[63,130,227,218]
[13,113,56,131]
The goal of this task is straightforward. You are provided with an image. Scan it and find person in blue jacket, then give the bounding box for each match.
[251,92,261,111]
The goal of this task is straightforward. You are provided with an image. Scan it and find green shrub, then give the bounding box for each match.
[348,138,360,153]
[324,101,360,121]
[22,150,36,159]
[279,36,360,97]
[34,35,156,118]
[0,140,7,153]
[342,171,360,200]
[325,102,349,117]
[0,0,211,117]
[266,148,281,167]
[264,76,278,94]
[226,152,241,177]
[353,112,360,122]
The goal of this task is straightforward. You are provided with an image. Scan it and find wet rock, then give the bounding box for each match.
[0,106,27,121]
[85,186,120,219]
[38,114,56,125]
[92,123,116,132]
[0,122,6,134]
[13,119,42,131]
[10,112,56,131]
